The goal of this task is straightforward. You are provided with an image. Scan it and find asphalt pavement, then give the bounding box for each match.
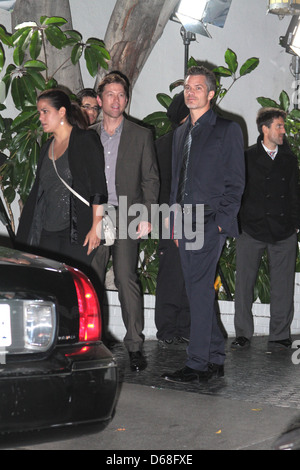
[3,335,300,452]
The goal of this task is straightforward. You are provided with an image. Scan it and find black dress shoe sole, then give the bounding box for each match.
[162,366,224,384]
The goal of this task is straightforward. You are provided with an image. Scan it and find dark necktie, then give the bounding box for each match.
[176,127,192,205]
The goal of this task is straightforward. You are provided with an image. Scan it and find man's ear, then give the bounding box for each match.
[208,90,215,102]
[97,96,102,107]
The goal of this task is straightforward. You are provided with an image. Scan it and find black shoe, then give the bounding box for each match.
[231,336,250,350]
[158,336,189,349]
[174,336,189,345]
[129,351,147,372]
[162,363,224,384]
[268,338,292,349]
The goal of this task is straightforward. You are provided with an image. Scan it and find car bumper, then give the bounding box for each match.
[0,344,118,433]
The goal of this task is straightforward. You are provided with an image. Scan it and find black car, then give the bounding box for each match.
[0,246,118,434]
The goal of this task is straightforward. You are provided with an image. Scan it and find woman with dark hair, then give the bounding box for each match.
[17,88,108,269]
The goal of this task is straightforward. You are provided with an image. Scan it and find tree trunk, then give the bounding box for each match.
[12,0,83,94]
[95,0,179,90]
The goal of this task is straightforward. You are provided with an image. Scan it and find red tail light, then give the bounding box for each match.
[67,266,102,342]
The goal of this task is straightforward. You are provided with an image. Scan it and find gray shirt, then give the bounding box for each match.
[100,119,124,206]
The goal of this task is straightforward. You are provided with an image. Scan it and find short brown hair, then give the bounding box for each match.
[97,72,129,100]
[256,107,287,135]
[185,65,217,94]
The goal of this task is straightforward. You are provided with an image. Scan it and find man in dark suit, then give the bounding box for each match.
[232,107,300,350]
[91,72,159,372]
[162,66,245,383]
[155,92,190,348]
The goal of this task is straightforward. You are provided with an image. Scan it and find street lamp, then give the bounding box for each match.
[171,0,233,75]
[279,14,300,108]
[268,0,300,16]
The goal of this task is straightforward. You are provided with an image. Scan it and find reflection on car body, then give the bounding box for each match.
[0,246,118,434]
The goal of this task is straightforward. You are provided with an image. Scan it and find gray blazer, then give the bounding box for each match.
[91,117,159,231]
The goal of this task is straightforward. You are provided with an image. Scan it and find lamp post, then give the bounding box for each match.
[171,0,232,76]
[180,27,196,76]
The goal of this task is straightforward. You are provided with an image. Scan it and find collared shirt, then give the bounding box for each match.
[100,119,124,206]
[261,141,278,160]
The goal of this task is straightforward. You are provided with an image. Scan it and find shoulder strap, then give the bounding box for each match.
[51,139,90,207]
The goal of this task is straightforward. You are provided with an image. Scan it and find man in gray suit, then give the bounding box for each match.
[91,72,159,372]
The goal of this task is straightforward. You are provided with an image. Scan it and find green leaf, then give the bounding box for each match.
[0,25,13,47]
[88,45,109,70]
[40,16,67,27]
[13,46,24,66]
[29,141,40,173]
[45,25,66,49]
[289,108,300,121]
[224,48,238,74]
[187,57,198,68]
[156,93,172,110]
[21,74,37,106]
[84,47,99,77]
[29,29,42,60]
[213,66,232,77]
[71,43,83,65]
[12,28,31,49]
[25,69,45,90]
[0,43,5,73]
[24,60,47,71]
[143,111,172,138]
[89,43,110,60]
[15,22,37,30]
[11,77,24,110]
[279,90,290,112]
[239,57,259,77]
[45,78,57,89]
[11,75,36,110]
[256,96,279,108]
[11,110,38,131]
[3,186,16,205]
[64,29,82,42]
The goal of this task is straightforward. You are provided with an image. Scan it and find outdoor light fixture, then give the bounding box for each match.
[290,21,300,55]
[171,0,233,74]
[279,14,300,109]
[0,0,16,11]
[280,15,300,55]
[268,0,300,16]
[175,0,212,37]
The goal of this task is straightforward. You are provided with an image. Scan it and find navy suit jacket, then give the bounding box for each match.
[170,109,245,238]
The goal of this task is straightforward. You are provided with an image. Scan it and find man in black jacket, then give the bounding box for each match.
[155,92,190,348]
[232,107,300,350]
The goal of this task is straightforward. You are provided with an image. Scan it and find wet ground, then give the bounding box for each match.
[113,335,300,410]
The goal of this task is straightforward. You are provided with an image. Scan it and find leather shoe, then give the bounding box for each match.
[129,351,147,372]
[268,338,292,349]
[162,363,224,384]
[231,336,250,349]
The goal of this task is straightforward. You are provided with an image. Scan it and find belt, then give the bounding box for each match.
[181,204,213,214]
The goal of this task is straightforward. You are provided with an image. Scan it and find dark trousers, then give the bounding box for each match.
[178,213,226,371]
[92,236,144,353]
[155,238,190,340]
[234,231,297,341]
